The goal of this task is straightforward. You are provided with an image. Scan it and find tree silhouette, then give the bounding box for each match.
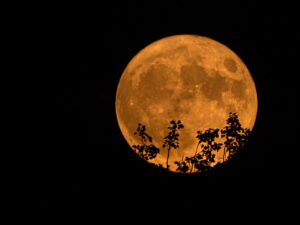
[175,113,251,173]
[131,112,251,173]
[162,120,184,169]
[132,123,160,161]
[188,128,222,173]
[175,128,222,173]
[174,159,189,173]
[221,112,251,161]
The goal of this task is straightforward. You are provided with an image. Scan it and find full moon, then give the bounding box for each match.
[115,35,258,172]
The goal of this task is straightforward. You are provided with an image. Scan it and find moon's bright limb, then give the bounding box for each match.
[115,35,258,172]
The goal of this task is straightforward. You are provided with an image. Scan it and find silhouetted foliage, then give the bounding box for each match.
[132,123,160,160]
[221,112,251,161]
[191,128,222,172]
[174,160,189,173]
[175,128,222,173]
[162,120,184,169]
[131,112,251,173]
[175,113,251,173]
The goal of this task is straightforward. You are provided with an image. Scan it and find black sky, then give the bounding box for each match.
[32,1,299,218]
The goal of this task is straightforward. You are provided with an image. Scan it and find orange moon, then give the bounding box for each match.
[115,35,258,172]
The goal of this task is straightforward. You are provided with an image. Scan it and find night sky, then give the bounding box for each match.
[33,1,299,218]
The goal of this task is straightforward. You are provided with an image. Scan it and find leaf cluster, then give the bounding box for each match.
[132,124,160,160]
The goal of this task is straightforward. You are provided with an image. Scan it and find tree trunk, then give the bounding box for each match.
[223,146,226,162]
[190,142,200,173]
[166,147,170,169]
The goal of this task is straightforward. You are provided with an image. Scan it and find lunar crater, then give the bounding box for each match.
[224,57,238,73]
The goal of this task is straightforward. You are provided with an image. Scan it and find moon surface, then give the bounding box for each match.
[115,35,258,172]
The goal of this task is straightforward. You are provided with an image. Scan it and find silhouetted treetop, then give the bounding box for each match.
[132,123,160,161]
[131,112,251,173]
[163,120,184,149]
[178,128,222,173]
[134,123,152,143]
[163,120,184,169]
[221,112,251,161]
